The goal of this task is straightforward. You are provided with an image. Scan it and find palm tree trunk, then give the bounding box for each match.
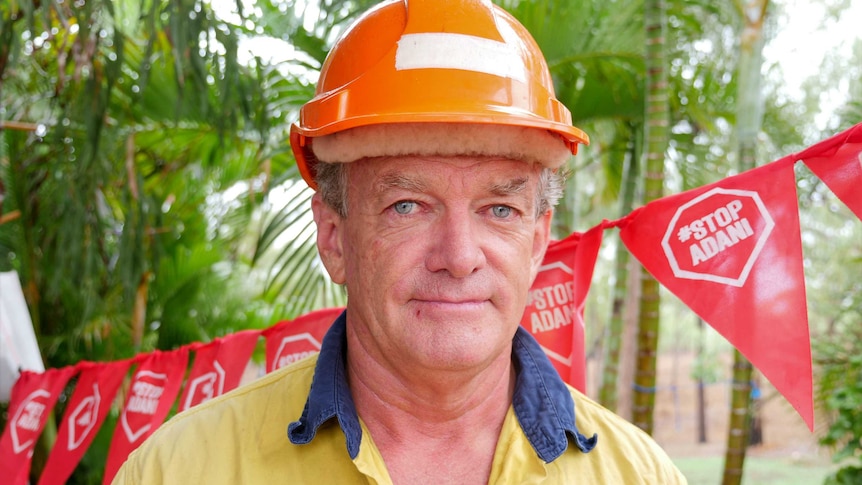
[132,271,150,350]
[632,0,669,435]
[724,350,754,484]
[722,1,769,483]
[600,123,641,411]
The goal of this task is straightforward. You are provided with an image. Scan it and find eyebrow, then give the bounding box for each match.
[375,172,429,193]
[487,177,529,197]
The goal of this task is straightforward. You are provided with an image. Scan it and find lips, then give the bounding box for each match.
[413,298,488,307]
[407,297,492,318]
[401,275,497,312]
[410,291,491,304]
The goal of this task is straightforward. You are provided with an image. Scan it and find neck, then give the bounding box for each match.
[346,333,516,434]
[346,331,516,485]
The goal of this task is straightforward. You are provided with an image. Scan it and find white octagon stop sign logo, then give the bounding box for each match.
[271,334,322,372]
[121,370,167,443]
[521,261,577,368]
[183,361,226,410]
[661,187,774,287]
[11,389,50,454]
[68,383,100,450]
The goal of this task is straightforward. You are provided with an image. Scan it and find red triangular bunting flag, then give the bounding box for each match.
[618,158,813,430]
[520,226,604,392]
[798,122,862,220]
[38,360,133,485]
[0,366,77,485]
[263,307,344,372]
[178,330,261,411]
[103,349,189,484]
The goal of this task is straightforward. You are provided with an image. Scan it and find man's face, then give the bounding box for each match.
[313,155,552,373]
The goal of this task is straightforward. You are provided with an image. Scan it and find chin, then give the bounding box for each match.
[407,331,510,370]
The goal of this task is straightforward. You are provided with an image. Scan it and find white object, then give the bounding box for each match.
[0,271,45,401]
[395,33,527,83]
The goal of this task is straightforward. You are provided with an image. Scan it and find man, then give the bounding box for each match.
[114,0,687,483]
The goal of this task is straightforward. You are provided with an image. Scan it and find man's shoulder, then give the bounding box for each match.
[564,386,688,484]
[112,355,319,484]
[567,386,648,438]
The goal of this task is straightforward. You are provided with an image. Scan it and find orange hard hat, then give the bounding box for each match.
[290,0,589,189]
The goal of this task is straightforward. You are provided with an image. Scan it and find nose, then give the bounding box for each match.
[425,209,487,278]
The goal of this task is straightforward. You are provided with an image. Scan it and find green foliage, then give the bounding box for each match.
[824,466,862,485]
[816,318,862,483]
[501,0,645,125]
[2,0,269,358]
[0,0,356,480]
[0,0,368,366]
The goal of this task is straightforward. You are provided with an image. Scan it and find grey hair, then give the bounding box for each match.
[314,160,567,219]
[315,161,350,218]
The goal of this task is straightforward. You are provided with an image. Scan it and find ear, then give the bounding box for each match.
[312,193,346,284]
[528,209,553,284]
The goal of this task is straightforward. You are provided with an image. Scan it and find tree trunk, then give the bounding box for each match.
[696,318,708,444]
[632,0,668,435]
[600,123,641,412]
[132,271,151,350]
[723,350,753,484]
[722,1,769,483]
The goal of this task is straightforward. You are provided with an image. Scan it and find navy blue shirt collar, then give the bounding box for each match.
[287,311,597,461]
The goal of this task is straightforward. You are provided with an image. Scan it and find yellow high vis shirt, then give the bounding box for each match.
[113,312,686,484]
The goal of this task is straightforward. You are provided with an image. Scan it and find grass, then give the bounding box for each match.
[672,455,839,485]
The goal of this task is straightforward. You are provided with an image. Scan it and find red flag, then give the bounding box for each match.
[38,360,133,485]
[263,307,344,372]
[178,330,260,411]
[104,349,189,484]
[519,226,604,392]
[618,159,813,430]
[0,366,77,485]
[798,122,862,220]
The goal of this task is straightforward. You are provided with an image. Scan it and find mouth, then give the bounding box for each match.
[408,298,491,313]
[416,298,486,306]
[406,281,495,315]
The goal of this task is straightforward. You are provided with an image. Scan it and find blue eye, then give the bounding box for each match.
[492,205,512,218]
[393,201,416,214]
